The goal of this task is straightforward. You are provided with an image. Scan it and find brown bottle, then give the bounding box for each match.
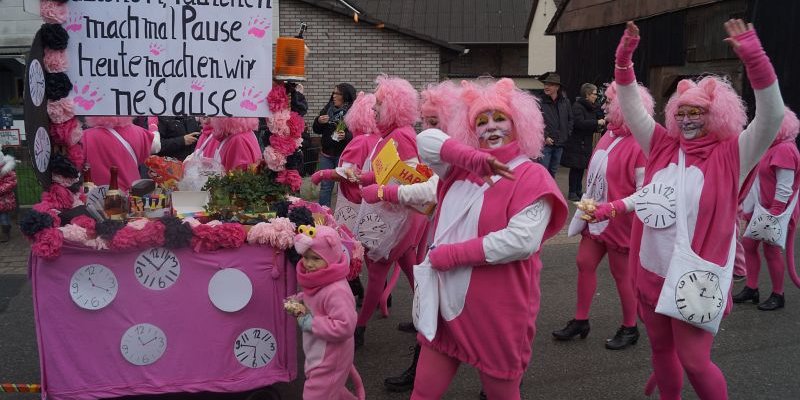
[82,164,95,195]
[104,166,125,220]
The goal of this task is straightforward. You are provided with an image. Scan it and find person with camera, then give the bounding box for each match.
[313,83,357,207]
[562,83,606,201]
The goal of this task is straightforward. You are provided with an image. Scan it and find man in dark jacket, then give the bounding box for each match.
[563,83,605,200]
[155,116,201,161]
[537,72,573,178]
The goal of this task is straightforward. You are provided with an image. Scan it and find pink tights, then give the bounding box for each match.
[743,237,785,294]
[410,345,522,400]
[356,246,417,326]
[639,303,728,400]
[574,237,637,327]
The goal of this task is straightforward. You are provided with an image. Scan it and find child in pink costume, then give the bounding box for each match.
[195,117,261,171]
[409,78,568,400]
[0,150,17,242]
[734,107,800,311]
[351,76,429,348]
[292,225,365,400]
[553,82,652,350]
[595,20,784,400]
[83,116,159,192]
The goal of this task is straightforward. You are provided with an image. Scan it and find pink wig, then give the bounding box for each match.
[664,76,746,141]
[774,107,800,144]
[343,91,378,136]
[85,116,133,128]
[210,117,259,138]
[373,75,419,130]
[451,78,544,159]
[604,81,655,124]
[420,80,464,133]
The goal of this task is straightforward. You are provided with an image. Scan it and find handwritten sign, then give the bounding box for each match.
[0,129,21,147]
[64,0,273,117]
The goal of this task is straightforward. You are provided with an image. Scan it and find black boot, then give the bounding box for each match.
[757,292,785,311]
[733,286,760,304]
[0,225,10,243]
[605,325,639,350]
[348,277,364,307]
[397,321,417,333]
[354,326,366,349]
[552,319,590,340]
[384,344,420,392]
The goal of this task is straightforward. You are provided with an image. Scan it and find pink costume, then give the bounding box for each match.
[294,225,364,400]
[739,107,800,303]
[194,117,261,172]
[557,82,650,345]
[0,151,17,214]
[83,117,157,192]
[614,24,783,400]
[333,92,381,204]
[353,76,429,345]
[410,79,568,400]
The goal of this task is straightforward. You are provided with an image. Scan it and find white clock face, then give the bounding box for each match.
[334,205,357,231]
[357,213,387,248]
[585,167,607,201]
[86,185,109,210]
[28,59,45,107]
[121,323,167,366]
[208,268,253,312]
[135,248,181,290]
[70,264,118,310]
[34,127,51,173]
[234,327,277,368]
[635,182,677,229]
[749,214,782,244]
[675,270,724,324]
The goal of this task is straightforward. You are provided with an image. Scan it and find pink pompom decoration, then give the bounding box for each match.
[263,146,287,172]
[127,218,149,230]
[42,184,75,210]
[51,118,79,145]
[269,134,298,156]
[183,217,202,228]
[60,224,90,244]
[110,226,139,251]
[85,238,109,250]
[43,48,68,73]
[48,98,75,124]
[67,144,85,170]
[267,110,291,136]
[40,0,68,24]
[32,228,63,259]
[135,220,166,248]
[247,222,278,246]
[218,223,246,249]
[71,215,97,238]
[269,217,296,250]
[287,112,305,138]
[267,85,289,113]
[277,169,303,192]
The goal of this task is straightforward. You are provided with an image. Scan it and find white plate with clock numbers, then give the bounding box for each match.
[234,327,277,368]
[28,59,45,107]
[33,127,51,173]
[675,270,724,324]
[134,248,181,290]
[70,264,118,310]
[635,182,677,229]
[120,323,167,366]
[208,268,253,312]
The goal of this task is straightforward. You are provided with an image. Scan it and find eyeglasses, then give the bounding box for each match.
[674,109,705,121]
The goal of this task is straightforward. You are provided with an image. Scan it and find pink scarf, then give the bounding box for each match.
[296,257,349,296]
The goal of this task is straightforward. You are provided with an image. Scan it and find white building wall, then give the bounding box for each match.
[527,0,557,76]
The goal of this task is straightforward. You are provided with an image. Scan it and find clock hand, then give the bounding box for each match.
[142,337,158,346]
[88,277,110,292]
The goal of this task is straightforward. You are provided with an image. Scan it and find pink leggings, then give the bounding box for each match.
[639,302,728,400]
[356,246,417,326]
[410,345,522,400]
[574,237,637,327]
[742,237,785,294]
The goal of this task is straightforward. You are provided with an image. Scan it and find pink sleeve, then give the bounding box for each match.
[768,144,800,171]
[0,173,17,194]
[121,125,154,163]
[338,136,369,169]
[311,288,357,343]
[221,133,261,171]
[339,182,363,204]
[390,127,419,161]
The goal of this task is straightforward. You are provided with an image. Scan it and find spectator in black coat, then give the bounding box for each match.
[312,82,356,207]
[538,72,573,178]
[155,116,202,161]
[562,83,605,201]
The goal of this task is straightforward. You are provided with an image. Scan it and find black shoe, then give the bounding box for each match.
[397,321,417,333]
[757,292,785,311]
[479,390,487,400]
[384,344,420,392]
[733,274,746,282]
[354,326,366,349]
[568,192,580,201]
[552,319,590,341]
[605,325,639,350]
[348,278,364,307]
[733,286,759,304]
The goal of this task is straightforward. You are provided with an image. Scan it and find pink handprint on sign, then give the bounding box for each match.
[64,14,83,33]
[149,43,165,56]
[239,86,266,111]
[247,17,271,39]
[190,79,206,91]
[73,83,104,111]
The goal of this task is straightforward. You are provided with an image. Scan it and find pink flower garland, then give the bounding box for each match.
[267,85,289,112]
[276,170,302,192]
[269,134,298,157]
[263,146,287,171]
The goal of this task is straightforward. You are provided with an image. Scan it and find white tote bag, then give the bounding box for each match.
[568,136,623,237]
[411,258,439,341]
[743,178,798,249]
[655,151,735,335]
[179,137,227,191]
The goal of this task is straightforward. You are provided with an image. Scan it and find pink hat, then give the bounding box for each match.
[775,106,800,144]
[451,78,544,159]
[343,91,378,137]
[294,225,344,266]
[85,116,133,128]
[210,117,259,138]
[664,76,746,141]
[374,75,419,131]
[420,81,464,133]
[604,81,655,125]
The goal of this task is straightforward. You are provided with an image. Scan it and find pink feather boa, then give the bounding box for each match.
[246,217,296,249]
[191,223,246,252]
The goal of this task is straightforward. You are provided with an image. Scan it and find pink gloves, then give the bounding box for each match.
[147,116,159,132]
[358,171,376,186]
[311,169,338,185]
[428,238,486,271]
[591,200,628,223]
[440,138,493,177]
[769,200,788,216]
[732,29,776,90]
[361,184,400,204]
[614,27,640,85]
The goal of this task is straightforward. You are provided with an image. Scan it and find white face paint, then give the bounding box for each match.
[675,106,707,140]
[476,110,514,149]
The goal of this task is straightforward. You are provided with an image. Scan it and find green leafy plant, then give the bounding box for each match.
[202,164,290,221]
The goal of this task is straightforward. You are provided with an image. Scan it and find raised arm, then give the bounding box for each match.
[615,21,656,156]
[417,128,513,183]
[727,19,784,182]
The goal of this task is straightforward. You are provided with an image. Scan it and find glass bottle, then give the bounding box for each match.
[82,164,95,195]
[103,166,125,220]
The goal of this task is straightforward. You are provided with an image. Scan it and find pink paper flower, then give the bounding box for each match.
[60,224,90,244]
[43,48,68,73]
[42,184,75,210]
[47,98,75,124]
[276,169,302,192]
[267,109,291,136]
[269,134,298,156]
[217,223,246,249]
[67,143,85,169]
[247,222,278,246]
[263,146,287,172]
[51,118,80,145]
[110,226,139,251]
[135,220,166,248]
[32,228,63,259]
[40,1,68,24]
[287,112,305,138]
[267,85,289,113]
[71,215,97,238]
